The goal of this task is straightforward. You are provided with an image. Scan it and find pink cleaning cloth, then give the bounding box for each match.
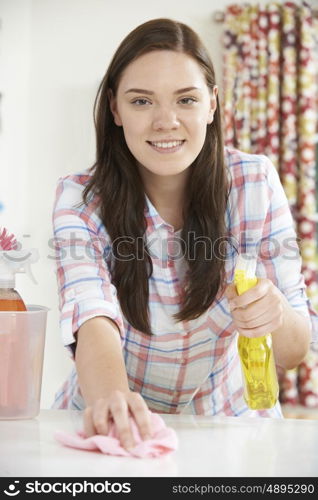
[54,412,178,458]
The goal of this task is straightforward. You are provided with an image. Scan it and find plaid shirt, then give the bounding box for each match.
[52,147,317,417]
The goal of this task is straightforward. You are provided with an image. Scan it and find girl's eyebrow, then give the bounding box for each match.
[124,86,202,95]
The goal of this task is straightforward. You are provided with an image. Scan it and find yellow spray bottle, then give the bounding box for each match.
[234,254,279,410]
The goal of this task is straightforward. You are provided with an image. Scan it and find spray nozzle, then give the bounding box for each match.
[235,253,257,278]
[0,249,39,287]
[234,254,258,295]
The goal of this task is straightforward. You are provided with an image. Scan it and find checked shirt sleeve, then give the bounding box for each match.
[52,175,125,353]
[255,157,318,344]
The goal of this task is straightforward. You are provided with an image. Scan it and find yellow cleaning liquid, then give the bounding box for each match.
[234,257,279,410]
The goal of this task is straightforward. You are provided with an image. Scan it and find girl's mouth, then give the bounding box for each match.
[147,140,185,153]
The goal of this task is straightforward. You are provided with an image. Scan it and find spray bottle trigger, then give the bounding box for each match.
[25,263,37,284]
[15,248,39,284]
[25,249,39,284]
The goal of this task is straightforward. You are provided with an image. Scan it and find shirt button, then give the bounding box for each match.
[181,357,187,365]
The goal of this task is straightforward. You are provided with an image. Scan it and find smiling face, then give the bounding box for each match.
[109,50,218,181]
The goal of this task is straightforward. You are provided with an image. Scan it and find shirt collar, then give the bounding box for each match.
[144,194,174,232]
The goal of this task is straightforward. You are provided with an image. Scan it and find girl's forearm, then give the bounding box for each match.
[75,316,130,405]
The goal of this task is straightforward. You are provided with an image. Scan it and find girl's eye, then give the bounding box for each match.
[131,98,151,106]
[179,97,197,105]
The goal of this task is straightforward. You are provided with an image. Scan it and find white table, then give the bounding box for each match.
[0,410,317,477]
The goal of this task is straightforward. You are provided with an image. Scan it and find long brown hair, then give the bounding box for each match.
[83,18,229,335]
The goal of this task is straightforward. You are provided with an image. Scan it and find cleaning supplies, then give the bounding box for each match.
[234,254,279,410]
[0,227,39,311]
[0,228,41,418]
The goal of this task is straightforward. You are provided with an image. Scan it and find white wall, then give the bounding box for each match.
[0,0,30,235]
[1,0,318,408]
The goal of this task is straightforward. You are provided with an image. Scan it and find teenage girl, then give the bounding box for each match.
[52,18,317,450]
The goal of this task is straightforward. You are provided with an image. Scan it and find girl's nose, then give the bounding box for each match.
[152,106,180,131]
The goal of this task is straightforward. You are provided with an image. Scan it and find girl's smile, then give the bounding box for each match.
[146,139,186,154]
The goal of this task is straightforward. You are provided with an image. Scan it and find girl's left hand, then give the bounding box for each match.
[225,278,285,338]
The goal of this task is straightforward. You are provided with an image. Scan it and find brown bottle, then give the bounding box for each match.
[0,287,27,311]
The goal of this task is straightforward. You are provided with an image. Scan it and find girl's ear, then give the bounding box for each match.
[207,85,218,125]
[108,89,123,126]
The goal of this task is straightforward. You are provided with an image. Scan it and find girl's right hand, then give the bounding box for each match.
[82,390,153,450]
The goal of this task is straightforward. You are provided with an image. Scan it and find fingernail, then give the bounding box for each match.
[124,441,134,450]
